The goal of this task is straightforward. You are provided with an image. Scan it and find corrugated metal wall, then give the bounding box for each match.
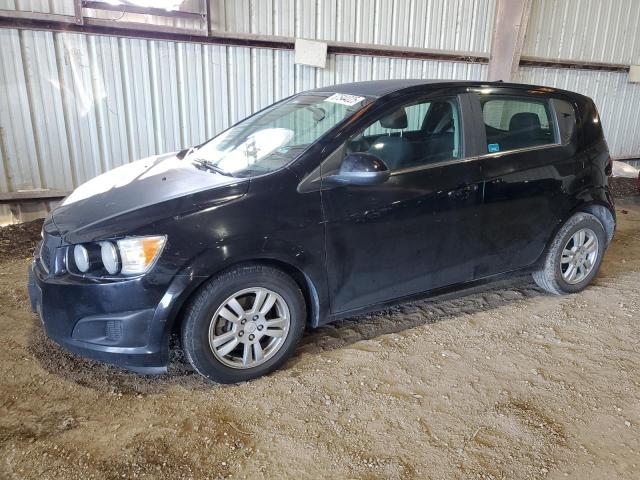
[523,0,640,65]
[1,0,639,223]
[0,0,74,15]
[210,0,495,54]
[0,0,498,47]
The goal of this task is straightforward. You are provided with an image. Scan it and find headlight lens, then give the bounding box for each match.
[73,245,90,272]
[117,236,167,275]
[100,241,120,275]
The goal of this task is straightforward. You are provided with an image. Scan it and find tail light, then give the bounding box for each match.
[605,155,613,176]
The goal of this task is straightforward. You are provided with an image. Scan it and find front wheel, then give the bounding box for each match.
[532,212,607,295]
[181,265,306,383]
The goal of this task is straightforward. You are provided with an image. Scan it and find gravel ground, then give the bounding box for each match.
[0,199,639,479]
[610,177,640,198]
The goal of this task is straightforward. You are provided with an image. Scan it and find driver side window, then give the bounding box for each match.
[348,97,462,171]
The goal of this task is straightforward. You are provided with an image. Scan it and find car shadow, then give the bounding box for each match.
[297,274,541,356]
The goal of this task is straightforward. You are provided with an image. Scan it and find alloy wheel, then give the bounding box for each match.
[560,227,599,284]
[208,287,291,369]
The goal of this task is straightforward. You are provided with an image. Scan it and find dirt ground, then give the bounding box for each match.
[1,200,639,480]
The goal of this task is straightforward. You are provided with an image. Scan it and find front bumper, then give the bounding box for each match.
[28,260,191,374]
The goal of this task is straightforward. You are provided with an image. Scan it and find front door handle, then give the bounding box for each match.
[449,184,478,200]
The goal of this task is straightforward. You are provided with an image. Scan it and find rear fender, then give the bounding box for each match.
[538,191,615,266]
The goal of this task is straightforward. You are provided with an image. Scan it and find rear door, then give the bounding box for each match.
[469,89,580,277]
[320,92,486,313]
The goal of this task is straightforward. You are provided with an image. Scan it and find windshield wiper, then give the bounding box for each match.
[192,158,231,176]
[185,145,199,156]
[177,144,202,160]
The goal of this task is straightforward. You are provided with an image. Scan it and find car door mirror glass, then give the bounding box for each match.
[327,152,390,186]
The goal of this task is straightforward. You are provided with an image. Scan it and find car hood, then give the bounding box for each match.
[52,152,249,241]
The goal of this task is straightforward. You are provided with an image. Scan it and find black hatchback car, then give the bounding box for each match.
[29,80,615,383]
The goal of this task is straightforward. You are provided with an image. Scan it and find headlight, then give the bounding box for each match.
[117,236,167,275]
[69,235,166,276]
[100,241,120,275]
[73,245,90,272]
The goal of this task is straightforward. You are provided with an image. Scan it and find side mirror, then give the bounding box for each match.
[327,152,390,186]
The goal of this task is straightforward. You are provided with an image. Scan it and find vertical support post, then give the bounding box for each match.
[204,0,211,36]
[74,0,84,25]
[488,0,532,81]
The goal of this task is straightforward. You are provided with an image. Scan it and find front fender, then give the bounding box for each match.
[159,233,329,341]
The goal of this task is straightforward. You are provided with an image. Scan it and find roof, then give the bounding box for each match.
[310,79,589,102]
[311,79,450,97]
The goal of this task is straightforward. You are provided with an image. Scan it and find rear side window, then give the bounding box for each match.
[480,96,557,153]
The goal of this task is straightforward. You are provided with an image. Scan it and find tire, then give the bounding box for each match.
[181,264,306,383]
[532,212,607,295]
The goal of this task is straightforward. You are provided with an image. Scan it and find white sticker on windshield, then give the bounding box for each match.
[325,93,366,106]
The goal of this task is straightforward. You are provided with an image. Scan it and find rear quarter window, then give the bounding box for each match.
[551,98,577,144]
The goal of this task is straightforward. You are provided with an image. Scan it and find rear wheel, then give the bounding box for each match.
[181,265,305,383]
[533,212,606,295]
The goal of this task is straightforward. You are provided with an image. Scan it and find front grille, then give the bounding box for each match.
[39,231,61,274]
[40,241,50,273]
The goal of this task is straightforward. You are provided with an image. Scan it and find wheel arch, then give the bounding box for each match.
[166,257,322,340]
[578,203,615,244]
[536,199,615,268]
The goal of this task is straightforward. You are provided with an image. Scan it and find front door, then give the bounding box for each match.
[321,93,485,314]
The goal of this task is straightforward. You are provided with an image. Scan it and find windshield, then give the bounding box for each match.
[186,92,371,177]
